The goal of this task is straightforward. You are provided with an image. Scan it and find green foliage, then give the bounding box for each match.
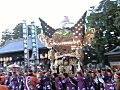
[115,6,120,30]
[12,23,23,39]
[0,29,13,47]
[0,23,42,47]
[2,29,13,41]
[36,26,42,34]
[85,0,120,65]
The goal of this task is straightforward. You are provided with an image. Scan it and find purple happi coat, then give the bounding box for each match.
[4,76,11,87]
[104,75,115,90]
[42,76,51,90]
[84,76,94,90]
[18,76,24,90]
[24,76,28,90]
[74,75,85,90]
[104,83,115,90]
[55,77,62,90]
[62,77,76,90]
[102,74,108,83]
[10,76,19,90]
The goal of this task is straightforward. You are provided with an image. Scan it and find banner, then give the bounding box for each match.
[31,22,39,65]
[22,20,29,69]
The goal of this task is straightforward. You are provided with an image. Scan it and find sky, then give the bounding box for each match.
[0,0,101,38]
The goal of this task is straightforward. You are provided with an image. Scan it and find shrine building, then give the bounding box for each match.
[0,37,49,70]
[104,46,120,68]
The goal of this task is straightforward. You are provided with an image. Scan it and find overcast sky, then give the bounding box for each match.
[0,0,101,37]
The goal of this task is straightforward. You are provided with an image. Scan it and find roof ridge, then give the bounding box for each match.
[5,36,34,44]
[104,46,120,55]
[1,36,40,48]
[0,36,47,54]
[1,37,33,48]
[0,38,24,49]
[110,46,120,52]
[5,38,23,44]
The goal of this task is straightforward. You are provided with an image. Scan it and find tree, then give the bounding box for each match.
[36,26,42,34]
[12,23,23,39]
[0,23,42,47]
[0,29,13,47]
[115,5,120,43]
[87,0,120,65]
[12,23,42,39]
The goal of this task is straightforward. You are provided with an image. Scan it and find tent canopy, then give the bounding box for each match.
[7,64,20,68]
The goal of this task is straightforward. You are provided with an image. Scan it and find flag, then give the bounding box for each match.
[39,17,56,38]
[70,11,87,45]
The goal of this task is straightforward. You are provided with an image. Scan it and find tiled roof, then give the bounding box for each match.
[0,37,47,54]
[104,46,120,55]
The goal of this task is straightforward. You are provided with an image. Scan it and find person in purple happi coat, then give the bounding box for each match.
[42,72,52,90]
[52,73,62,90]
[23,72,29,90]
[18,71,24,90]
[4,71,12,89]
[36,71,44,90]
[62,73,76,90]
[83,72,94,90]
[9,72,20,90]
[74,71,86,90]
[104,69,115,90]
[94,70,105,90]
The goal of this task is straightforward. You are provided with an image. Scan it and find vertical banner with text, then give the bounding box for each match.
[23,20,29,71]
[31,22,39,67]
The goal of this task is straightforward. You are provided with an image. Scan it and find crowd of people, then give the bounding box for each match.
[0,68,120,90]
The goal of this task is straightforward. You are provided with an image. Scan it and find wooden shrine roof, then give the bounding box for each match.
[0,36,47,54]
[104,46,120,56]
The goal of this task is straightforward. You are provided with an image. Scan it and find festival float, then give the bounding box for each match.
[38,12,95,74]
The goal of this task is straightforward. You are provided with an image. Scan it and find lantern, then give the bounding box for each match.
[9,57,12,61]
[3,57,6,62]
[0,58,2,61]
[48,49,55,60]
[6,57,8,61]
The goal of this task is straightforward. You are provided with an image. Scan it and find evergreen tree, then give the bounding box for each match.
[36,26,42,34]
[87,0,120,65]
[0,29,13,47]
[12,23,23,39]
[0,23,42,47]
[115,5,120,43]
[12,23,42,39]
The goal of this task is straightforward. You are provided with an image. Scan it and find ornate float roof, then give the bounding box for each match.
[39,11,87,40]
[104,46,120,55]
[38,12,95,55]
[0,36,47,54]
